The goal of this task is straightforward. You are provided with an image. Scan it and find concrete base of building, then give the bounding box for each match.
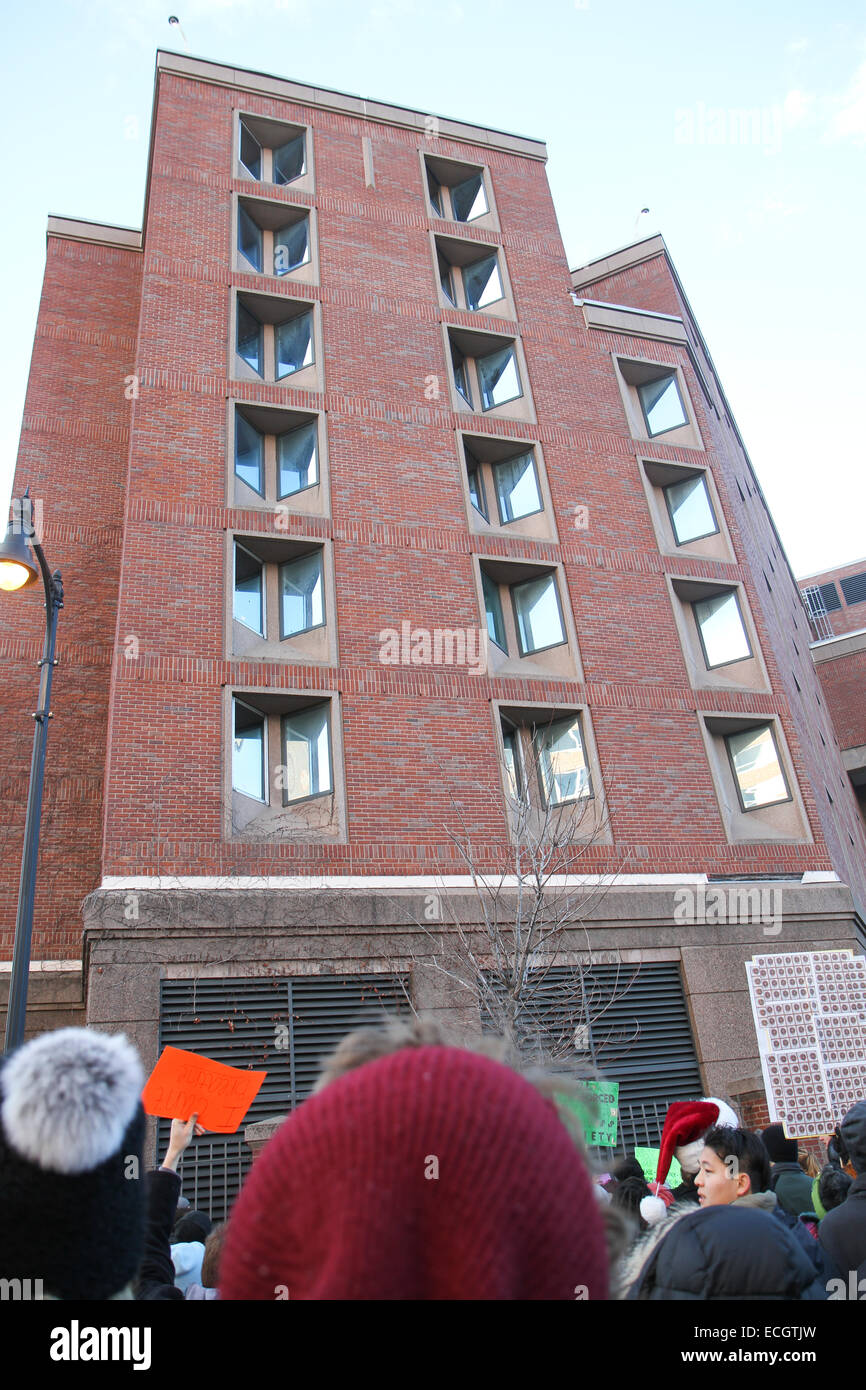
[0,963,84,1044]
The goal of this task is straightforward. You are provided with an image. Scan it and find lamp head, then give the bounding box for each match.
[0,523,39,591]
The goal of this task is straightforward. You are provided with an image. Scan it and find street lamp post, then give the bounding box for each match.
[0,493,63,1053]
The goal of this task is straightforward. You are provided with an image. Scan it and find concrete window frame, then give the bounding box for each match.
[614,355,704,451]
[235,111,315,196]
[666,576,770,695]
[493,700,611,846]
[475,555,582,681]
[639,458,733,563]
[699,713,810,845]
[432,233,513,318]
[231,290,322,393]
[458,432,557,543]
[234,193,318,288]
[227,531,338,666]
[421,152,499,233]
[226,688,347,842]
[228,401,330,518]
[444,324,534,424]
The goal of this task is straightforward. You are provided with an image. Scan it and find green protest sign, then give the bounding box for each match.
[634,1146,682,1190]
[556,1081,619,1147]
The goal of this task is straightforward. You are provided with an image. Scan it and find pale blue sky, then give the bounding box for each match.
[2,0,864,577]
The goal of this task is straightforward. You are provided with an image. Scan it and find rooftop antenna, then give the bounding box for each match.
[168,15,189,47]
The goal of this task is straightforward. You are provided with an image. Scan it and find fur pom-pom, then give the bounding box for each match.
[0,1027,143,1174]
[704,1096,739,1129]
[640,1195,668,1226]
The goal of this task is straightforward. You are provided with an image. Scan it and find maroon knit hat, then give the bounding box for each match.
[220,1045,609,1300]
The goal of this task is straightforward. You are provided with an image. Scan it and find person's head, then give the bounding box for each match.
[0,1026,147,1299]
[760,1122,798,1164]
[171,1210,212,1246]
[814,1163,852,1218]
[610,1155,647,1185]
[201,1222,227,1288]
[799,1150,821,1178]
[610,1175,652,1231]
[839,1099,866,1175]
[695,1126,771,1207]
[220,1038,611,1300]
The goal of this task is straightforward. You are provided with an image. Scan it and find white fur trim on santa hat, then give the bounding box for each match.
[0,1027,143,1175]
[674,1137,704,1177]
[703,1097,739,1129]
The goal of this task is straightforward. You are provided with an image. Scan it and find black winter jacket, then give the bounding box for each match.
[620,1204,828,1300]
[134,1169,185,1301]
[819,1173,866,1284]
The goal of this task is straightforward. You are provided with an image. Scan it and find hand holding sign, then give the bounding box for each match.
[142,1046,266,1134]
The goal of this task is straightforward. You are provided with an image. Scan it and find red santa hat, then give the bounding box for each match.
[639,1100,721,1225]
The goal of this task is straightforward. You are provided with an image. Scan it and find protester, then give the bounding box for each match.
[220,1022,613,1299]
[0,1026,147,1300]
[799,1163,853,1239]
[136,1114,206,1300]
[761,1123,815,1216]
[618,1204,828,1300]
[818,1099,866,1287]
[641,1099,727,1221]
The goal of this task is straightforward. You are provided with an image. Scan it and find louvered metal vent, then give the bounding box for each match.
[819,582,843,612]
[157,974,411,1219]
[840,571,866,607]
[481,961,701,1152]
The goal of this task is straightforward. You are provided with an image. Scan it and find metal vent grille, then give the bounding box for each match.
[819,582,843,612]
[841,571,866,607]
[157,973,411,1219]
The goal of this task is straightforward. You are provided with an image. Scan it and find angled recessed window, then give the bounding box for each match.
[494,450,541,524]
[237,304,264,376]
[726,725,791,811]
[280,550,325,638]
[234,543,264,634]
[466,452,488,520]
[535,715,591,807]
[273,133,306,185]
[665,473,719,545]
[235,414,265,495]
[638,372,688,437]
[275,310,314,379]
[694,591,751,669]
[451,171,488,222]
[451,341,473,407]
[282,703,332,802]
[482,569,507,650]
[437,250,457,305]
[512,573,565,654]
[278,419,319,498]
[463,252,503,311]
[274,218,311,275]
[478,343,521,410]
[427,168,444,217]
[238,205,263,272]
[233,699,266,801]
[239,122,262,179]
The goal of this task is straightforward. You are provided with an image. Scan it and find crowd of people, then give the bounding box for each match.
[1,1018,864,1300]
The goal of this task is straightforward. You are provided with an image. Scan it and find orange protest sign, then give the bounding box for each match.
[142,1046,266,1134]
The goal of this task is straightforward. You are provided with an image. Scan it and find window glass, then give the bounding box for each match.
[535,717,590,806]
[451,172,488,222]
[501,724,524,801]
[513,573,564,653]
[464,253,503,311]
[438,251,456,306]
[280,550,325,637]
[727,726,788,809]
[694,591,751,668]
[273,133,305,185]
[451,343,473,407]
[278,420,318,497]
[237,304,263,375]
[275,310,314,378]
[466,455,487,519]
[478,345,521,410]
[274,218,310,275]
[482,571,506,650]
[239,123,262,179]
[494,451,541,523]
[665,474,717,545]
[233,701,265,800]
[427,169,444,217]
[234,545,264,633]
[235,414,264,494]
[638,373,687,435]
[282,704,332,801]
[238,206,263,271]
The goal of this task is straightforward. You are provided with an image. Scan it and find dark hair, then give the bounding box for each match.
[703,1126,771,1194]
[817,1163,852,1213]
[610,1155,646,1184]
[201,1223,227,1288]
[610,1176,651,1232]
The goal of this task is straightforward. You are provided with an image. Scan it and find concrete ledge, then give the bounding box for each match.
[47,216,143,250]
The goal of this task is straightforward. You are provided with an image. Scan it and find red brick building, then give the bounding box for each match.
[2,52,864,1183]
[798,557,866,830]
